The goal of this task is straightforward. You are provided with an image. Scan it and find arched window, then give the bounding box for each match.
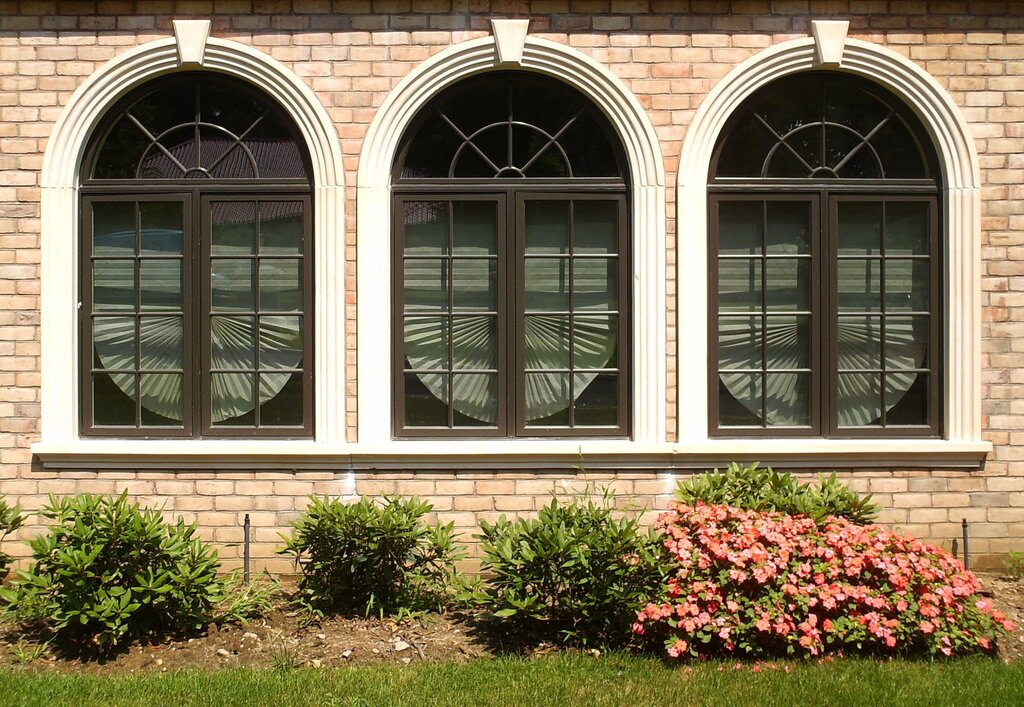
[80,73,313,437]
[709,72,940,437]
[392,72,630,438]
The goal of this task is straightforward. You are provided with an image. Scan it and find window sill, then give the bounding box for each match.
[31,438,991,471]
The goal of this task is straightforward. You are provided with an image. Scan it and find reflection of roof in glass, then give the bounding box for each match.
[88,73,310,182]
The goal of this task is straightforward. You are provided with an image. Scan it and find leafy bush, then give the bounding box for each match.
[0,496,25,581]
[675,462,879,525]
[635,502,1015,659]
[0,493,225,650]
[279,495,465,617]
[476,493,668,647]
[1006,551,1024,581]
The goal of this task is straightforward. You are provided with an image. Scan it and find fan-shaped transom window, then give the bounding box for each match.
[80,73,313,438]
[710,73,940,437]
[393,73,629,438]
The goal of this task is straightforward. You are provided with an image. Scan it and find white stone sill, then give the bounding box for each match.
[31,438,992,471]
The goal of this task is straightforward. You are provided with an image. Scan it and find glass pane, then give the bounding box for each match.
[92,118,150,179]
[452,201,496,255]
[525,258,569,311]
[525,201,569,254]
[837,202,882,255]
[259,372,303,426]
[404,316,448,370]
[885,202,929,256]
[93,260,135,311]
[574,372,618,426]
[405,372,448,427]
[211,259,253,311]
[573,314,618,370]
[525,372,570,426]
[885,259,929,311]
[837,259,881,311]
[93,201,135,256]
[211,315,255,370]
[140,373,182,426]
[765,372,811,426]
[885,372,929,425]
[452,373,498,426]
[575,201,618,254]
[259,259,302,312]
[140,316,183,370]
[259,201,304,255]
[871,117,928,179]
[836,315,882,370]
[764,258,810,311]
[718,201,762,255]
[765,315,810,369]
[404,201,448,256]
[404,259,448,311]
[211,201,256,255]
[452,259,496,311]
[718,315,762,370]
[574,258,617,311]
[766,201,810,254]
[452,315,497,370]
[93,317,136,371]
[211,372,255,426]
[717,259,761,312]
[93,372,135,425]
[718,372,762,426]
[140,260,182,311]
[838,372,882,427]
[885,315,929,370]
[259,315,304,371]
[140,201,183,256]
[524,314,570,370]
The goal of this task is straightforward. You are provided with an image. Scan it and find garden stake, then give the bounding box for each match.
[961,518,970,570]
[243,513,251,585]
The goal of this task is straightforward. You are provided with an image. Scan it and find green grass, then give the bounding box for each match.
[1,655,1022,707]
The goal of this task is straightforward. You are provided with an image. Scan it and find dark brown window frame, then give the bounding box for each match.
[391,72,632,440]
[392,185,631,439]
[79,73,315,439]
[708,186,942,438]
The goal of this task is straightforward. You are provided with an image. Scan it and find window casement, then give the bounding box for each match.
[392,72,630,438]
[79,73,314,438]
[709,73,941,438]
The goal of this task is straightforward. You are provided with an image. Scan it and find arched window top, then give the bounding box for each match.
[395,72,626,181]
[85,73,311,182]
[712,73,936,182]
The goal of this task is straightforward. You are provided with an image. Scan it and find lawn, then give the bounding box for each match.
[1,654,1022,707]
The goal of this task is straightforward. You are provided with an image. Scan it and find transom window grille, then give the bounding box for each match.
[393,72,630,438]
[710,73,940,437]
[80,73,313,438]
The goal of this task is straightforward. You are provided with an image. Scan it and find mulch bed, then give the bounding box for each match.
[1,572,1021,673]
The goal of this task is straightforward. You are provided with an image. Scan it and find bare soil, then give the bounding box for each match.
[1,572,1021,673]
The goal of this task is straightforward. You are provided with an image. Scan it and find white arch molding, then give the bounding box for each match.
[36,35,346,446]
[677,36,990,455]
[356,35,668,444]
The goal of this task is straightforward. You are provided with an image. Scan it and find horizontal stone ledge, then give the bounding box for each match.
[30,439,992,472]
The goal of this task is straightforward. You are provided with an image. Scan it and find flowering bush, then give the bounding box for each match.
[634,502,1014,659]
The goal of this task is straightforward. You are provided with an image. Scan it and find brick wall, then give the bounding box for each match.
[1,1,1023,571]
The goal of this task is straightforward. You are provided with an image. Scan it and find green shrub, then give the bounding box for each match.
[0,493,225,650]
[1006,551,1024,581]
[475,493,668,647]
[0,496,25,581]
[279,495,465,618]
[675,462,879,525]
